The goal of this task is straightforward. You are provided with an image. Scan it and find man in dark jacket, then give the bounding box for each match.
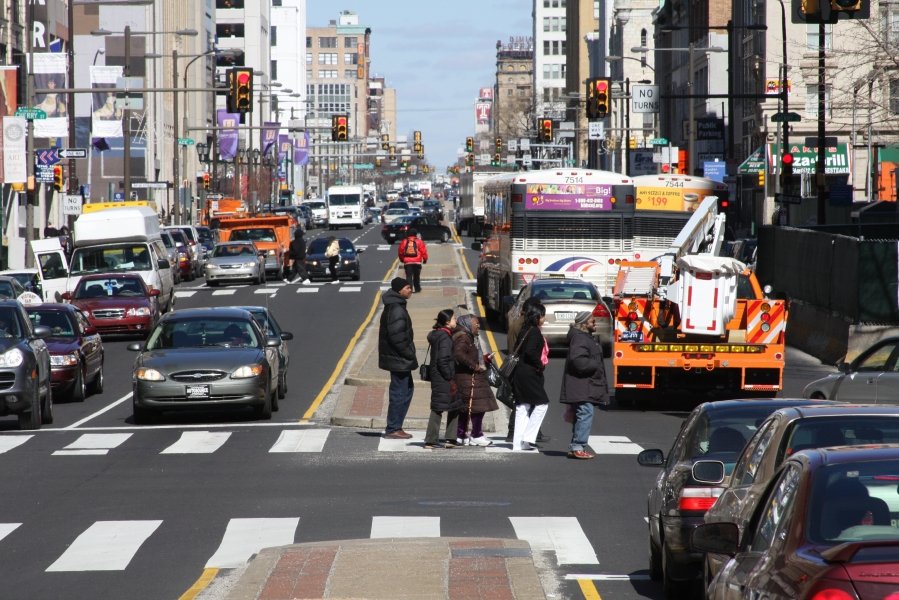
[559,311,610,459]
[288,229,310,283]
[379,277,417,439]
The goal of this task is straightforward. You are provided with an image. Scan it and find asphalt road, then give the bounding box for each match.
[0,221,835,600]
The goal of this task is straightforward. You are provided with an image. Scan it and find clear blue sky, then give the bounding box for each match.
[307,1,532,171]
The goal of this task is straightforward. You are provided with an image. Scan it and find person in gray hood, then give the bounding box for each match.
[379,277,417,439]
[559,311,609,459]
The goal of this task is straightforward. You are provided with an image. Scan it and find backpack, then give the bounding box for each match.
[403,238,418,258]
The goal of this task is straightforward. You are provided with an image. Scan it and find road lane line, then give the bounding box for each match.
[212,289,237,296]
[370,516,440,538]
[160,431,232,454]
[204,517,300,569]
[338,287,362,293]
[174,291,196,298]
[0,436,33,453]
[53,433,133,456]
[377,430,430,452]
[46,520,162,571]
[566,574,652,581]
[178,568,219,600]
[0,523,21,542]
[578,579,604,599]
[300,257,400,422]
[64,392,133,429]
[269,429,330,452]
[509,517,599,565]
[296,287,318,293]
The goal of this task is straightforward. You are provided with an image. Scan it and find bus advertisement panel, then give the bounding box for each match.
[524,183,615,211]
[633,174,727,212]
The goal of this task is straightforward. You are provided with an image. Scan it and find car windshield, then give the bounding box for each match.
[160,234,174,249]
[70,244,152,275]
[6,274,33,288]
[329,194,361,206]
[146,317,260,350]
[75,277,146,299]
[306,202,326,210]
[213,245,256,257]
[685,406,776,470]
[807,459,899,544]
[229,228,276,242]
[529,281,598,302]
[0,281,17,299]
[176,228,196,242]
[0,307,23,338]
[27,309,75,337]
[196,228,213,243]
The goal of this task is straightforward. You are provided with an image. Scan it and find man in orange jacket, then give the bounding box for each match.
[397,228,428,293]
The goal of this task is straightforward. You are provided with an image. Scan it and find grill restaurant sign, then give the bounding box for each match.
[767,143,850,175]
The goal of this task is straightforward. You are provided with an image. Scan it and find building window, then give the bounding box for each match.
[891,79,899,114]
[561,17,566,32]
[345,36,357,48]
[345,69,356,78]
[306,54,313,64]
[806,24,832,50]
[884,7,899,45]
[543,64,551,80]
[319,53,337,65]
[543,41,551,55]
[560,40,566,55]
[272,0,281,5]
[344,53,358,65]
[320,70,338,79]
[306,37,312,48]
[551,63,560,79]
[271,60,277,81]
[544,0,550,6]
[216,23,244,38]
[216,0,243,8]
[805,84,832,116]
[543,17,550,32]
[271,26,277,46]
[319,37,337,48]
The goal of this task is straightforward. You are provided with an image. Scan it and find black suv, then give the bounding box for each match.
[421,199,444,221]
[0,300,53,429]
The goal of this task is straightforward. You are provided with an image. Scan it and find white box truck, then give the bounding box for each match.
[326,185,364,230]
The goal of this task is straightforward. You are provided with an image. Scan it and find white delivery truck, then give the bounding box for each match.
[326,185,364,230]
[456,170,507,238]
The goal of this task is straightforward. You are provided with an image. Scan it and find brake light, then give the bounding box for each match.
[678,487,723,512]
[806,581,857,600]
[593,303,610,318]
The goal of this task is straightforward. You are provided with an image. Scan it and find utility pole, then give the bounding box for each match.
[124,26,132,202]
[816,19,827,225]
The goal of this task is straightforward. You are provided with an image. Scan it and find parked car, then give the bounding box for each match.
[382,207,410,225]
[128,307,280,423]
[0,269,42,298]
[692,444,899,600]
[286,204,314,230]
[25,303,104,402]
[636,398,826,597]
[239,306,293,400]
[0,300,53,429]
[304,237,363,281]
[159,231,181,284]
[421,199,444,221]
[803,336,899,402]
[697,404,899,592]
[163,225,202,278]
[195,226,216,255]
[505,276,613,352]
[204,242,267,287]
[166,228,195,282]
[0,275,28,300]
[381,216,452,244]
[63,273,161,338]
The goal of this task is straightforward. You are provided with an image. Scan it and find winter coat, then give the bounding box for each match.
[427,328,462,412]
[288,237,307,261]
[378,290,418,372]
[452,330,499,414]
[511,324,549,405]
[559,327,610,406]
[398,236,428,265]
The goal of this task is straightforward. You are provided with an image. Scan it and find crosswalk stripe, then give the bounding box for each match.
[160,431,232,454]
[205,518,300,569]
[254,288,277,295]
[296,287,318,293]
[46,520,162,571]
[338,287,362,293]
[174,291,196,298]
[269,429,330,453]
[0,436,33,454]
[377,245,391,251]
[587,435,644,455]
[370,516,440,538]
[509,517,598,565]
[53,433,132,456]
[0,523,21,542]
[377,430,431,452]
[212,289,237,296]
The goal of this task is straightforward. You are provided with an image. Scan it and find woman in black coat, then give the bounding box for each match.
[511,302,549,452]
[424,309,462,448]
[560,311,609,459]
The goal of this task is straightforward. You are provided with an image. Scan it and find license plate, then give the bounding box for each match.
[185,384,210,399]
[388,232,396,238]
[555,312,577,321]
[619,331,644,343]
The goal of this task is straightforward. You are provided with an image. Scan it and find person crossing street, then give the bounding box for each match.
[560,312,609,459]
[288,229,310,283]
[398,228,427,293]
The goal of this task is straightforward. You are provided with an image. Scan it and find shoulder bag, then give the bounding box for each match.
[499,328,531,380]
[419,341,432,381]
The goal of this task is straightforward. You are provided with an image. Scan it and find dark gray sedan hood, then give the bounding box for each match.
[137,347,265,373]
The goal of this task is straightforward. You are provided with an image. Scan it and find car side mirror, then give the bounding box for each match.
[60,292,72,301]
[356,247,364,254]
[280,332,294,341]
[127,342,143,351]
[258,251,266,257]
[32,325,51,339]
[157,259,170,270]
[637,448,665,467]
[265,337,281,347]
[692,460,726,484]
[149,289,161,297]
[690,523,739,556]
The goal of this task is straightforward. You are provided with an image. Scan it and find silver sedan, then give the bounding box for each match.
[204,242,266,287]
[803,336,899,403]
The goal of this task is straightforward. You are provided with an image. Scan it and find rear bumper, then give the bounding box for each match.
[614,350,784,392]
[661,515,706,581]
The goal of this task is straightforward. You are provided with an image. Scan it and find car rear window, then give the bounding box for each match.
[685,406,780,465]
[530,281,598,302]
[27,309,75,337]
[784,417,899,460]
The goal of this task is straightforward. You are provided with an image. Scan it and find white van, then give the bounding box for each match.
[64,207,175,312]
[326,185,364,230]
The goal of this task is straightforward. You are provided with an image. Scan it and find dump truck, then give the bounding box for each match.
[200,197,249,227]
[216,215,294,279]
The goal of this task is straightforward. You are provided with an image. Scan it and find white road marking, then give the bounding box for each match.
[46,520,162,571]
[53,433,133,456]
[565,574,652,581]
[370,516,440,538]
[0,523,21,542]
[269,429,330,453]
[0,436,33,454]
[174,291,196,298]
[377,245,391,251]
[212,289,237,296]
[338,287,362,293]
[587,435,644,455]
[485,437,539,454]
[254,288,278,295]
[296,288,318,294]
[64,392,134,429]
[377,430,431,452]
[160,431,232,454]
[205,518,300,569]
[509,517,599,565]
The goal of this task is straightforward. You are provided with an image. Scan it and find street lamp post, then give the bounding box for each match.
[607,56,656,176]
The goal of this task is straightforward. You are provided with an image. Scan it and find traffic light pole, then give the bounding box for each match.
[816,19,827,225]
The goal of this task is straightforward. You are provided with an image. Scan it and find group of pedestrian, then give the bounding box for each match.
[377,270,608,458]
[285,229,341,284]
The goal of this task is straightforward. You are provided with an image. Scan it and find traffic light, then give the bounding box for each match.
[375,157,382,167]
[831,0,862,13]
[465,137,474,153]
[417,145,424,159]
[495,137,502,153]
[757,170,766,188]
[717,196,731,212]
[389,145,396,160]
[629,137,637,149]
[539,118,553,142]
[381,134,389,150]
[331,114,348,142]
[414,130,422,143]
[798,0,818,14]
[587,78,610,119]
[228,68,253,114]
[202,172,210,191]
[53,165,63,192]
[492,153,500,165]
[780,152,794,187]
[466,153,474,167]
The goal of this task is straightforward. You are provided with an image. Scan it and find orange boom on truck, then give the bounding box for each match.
[611,196,786,407]
[216,216,295,279]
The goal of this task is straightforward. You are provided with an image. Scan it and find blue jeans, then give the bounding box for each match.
[569,402,595,452]
[386,371,414,433]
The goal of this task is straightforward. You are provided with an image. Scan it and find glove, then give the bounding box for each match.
[424,259,427,264]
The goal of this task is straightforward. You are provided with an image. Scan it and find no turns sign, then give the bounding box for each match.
[632,85,660,114]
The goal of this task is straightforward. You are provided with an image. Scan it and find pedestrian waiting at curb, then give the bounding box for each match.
[453,314,498,446]
[424,309,461,449]
[398,228,427,293]
[379,277,417,440]
[560,311,609,459]
[325,236,341,283]
[511,302,550,452]
[288,229,311,284]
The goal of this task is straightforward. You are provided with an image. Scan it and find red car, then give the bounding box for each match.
[24,303,104,402]
[63,274,160,337]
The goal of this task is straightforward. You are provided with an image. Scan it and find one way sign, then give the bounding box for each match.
[59,148,88,159]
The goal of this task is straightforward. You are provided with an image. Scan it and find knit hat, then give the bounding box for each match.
[574,311,593,325]
[391,277,411,292]
[407,228,418,237]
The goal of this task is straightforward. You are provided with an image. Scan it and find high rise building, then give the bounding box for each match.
[534,0,568,121]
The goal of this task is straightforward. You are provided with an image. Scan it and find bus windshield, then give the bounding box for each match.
[329,194,361,206]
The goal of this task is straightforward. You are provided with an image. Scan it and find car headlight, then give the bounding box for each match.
[0,348,24,367]
[50,352,79,367]
[242,262,258,268]
[126,307,151,317]
[135,367,165,381]
[267,249,276,256]
[309,260,319,267]
[231,364,264,379]
[206,263,217,270]
[343,259,353,265]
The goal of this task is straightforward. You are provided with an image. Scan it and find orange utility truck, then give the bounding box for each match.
[611,196,786,406]
[200,197,249,227]
[216,215,294,279]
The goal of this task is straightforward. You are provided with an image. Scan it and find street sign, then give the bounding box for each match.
[177,138,194,146]
[771,112,801,123]
[114,192,125,201]
[58,148,87,159]
[63,195,83,216]
[353,163,374,170]
[775,193,802,205]
[650,138,669,146]
[36,164,54,183]
[522,154,533,167]
[206,193,223,201]
[35,148,59,166]
[132,182,171,189]
[588,121,604,140]
[631,85,660,114]
[804,136,838,147]
[15,107,47,120]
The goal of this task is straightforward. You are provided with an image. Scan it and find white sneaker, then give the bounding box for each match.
[519,442,538,452]
[302,278,311,284]
[469,436,493,447]
[456,437,467,446]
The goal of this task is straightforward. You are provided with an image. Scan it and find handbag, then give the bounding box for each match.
[499,329,531,380]
[419,342,432,382]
